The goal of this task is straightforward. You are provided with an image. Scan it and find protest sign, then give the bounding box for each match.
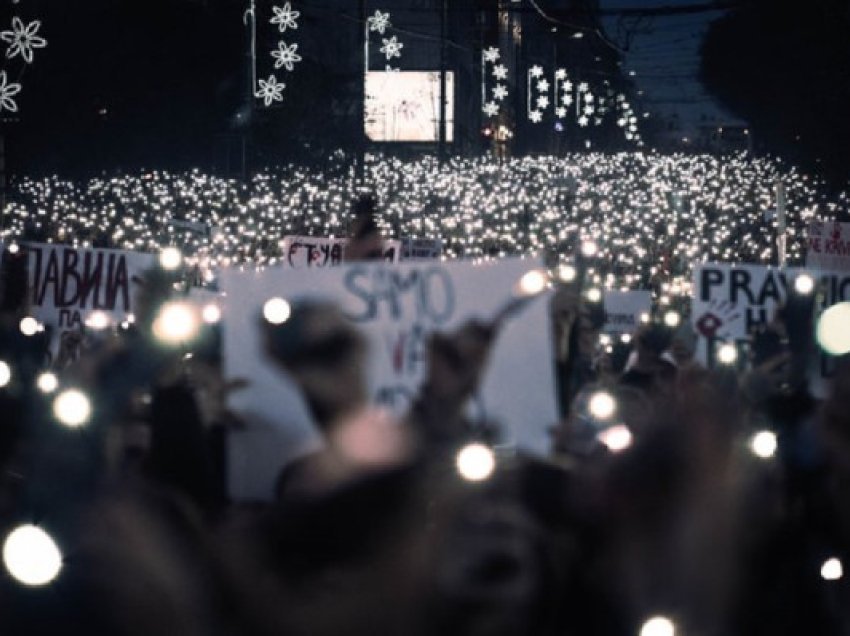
[21,242,155,331]
[603,290,651,334]
[692,263,850,372]
[280,236,401,268]
[807,220,850,271]
[221,257,558,500]
[401,238,443,261]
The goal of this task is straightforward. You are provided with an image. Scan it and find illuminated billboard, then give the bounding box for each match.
[364,71,454,142]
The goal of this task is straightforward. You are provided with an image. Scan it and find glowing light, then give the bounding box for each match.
[581,240,598,257]
[19,316,40,336]
[202,303,222,324]
[517,269,549,296]
[794,273,814,295]
[640,616,676,636]
[588,390,616,420]
[3,525,62,587]
[821,557,843,581]
[456,443,496,482]
[53,389,91,428]
[663,311,680,328]
[263,297,292,325]
[36,372,58,394]
[597,424,632,452]
[159,246,183,270]
[85,311,110,330]
[0,361,10,388]
[556,264,577,283]
[750,430,778,459]
[717,342,738,365]
[152,302,199,344]
[817,303,850,355]
[586,288,602,303]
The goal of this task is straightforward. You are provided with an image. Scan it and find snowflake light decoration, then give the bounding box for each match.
[368,10,391,35]
[380,36,403,60]
[493,64,508,81]
[529,110,543,123]
[1,17,46,64]
[272,41,301,71]
[555,68,567,80]
[0,70,21,112]
[483,101,499,117]
[493,85,508,101]
[270,3,299,33]
[537,95,550,110]
[483,46,500,63]
[537,79,550,92]
[555,106,567,119]
[255,75,285,106]
[530,65,544,78]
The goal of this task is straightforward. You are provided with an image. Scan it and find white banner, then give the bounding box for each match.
[807,220,850,271]
[603,290,651,334]
[221,257,558,500]
[280,236,401,268]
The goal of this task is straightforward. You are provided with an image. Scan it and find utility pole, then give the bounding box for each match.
[241,0,257,180]
[438,0,448,163]
[358,0,367,184]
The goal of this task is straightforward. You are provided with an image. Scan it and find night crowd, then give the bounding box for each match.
[0,154,849,635]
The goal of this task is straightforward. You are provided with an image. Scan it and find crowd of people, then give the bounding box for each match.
[0,152,849,635]
[3,151,848,294]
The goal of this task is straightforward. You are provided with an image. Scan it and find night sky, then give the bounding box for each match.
[0,0,731,175]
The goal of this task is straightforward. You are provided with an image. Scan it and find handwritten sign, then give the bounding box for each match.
[22,242,155,331]
[692,262,850,369]
[807,221,850,271]
[221,257,557,500]
[280,236,401,268]
[603,291,651,334]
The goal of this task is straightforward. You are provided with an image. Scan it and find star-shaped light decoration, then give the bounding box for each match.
[483,101,500,117]
[483,46,500,63]
[492,84,508,101]
[380,36,403,60]
[537,95,550,110]
[584,92,594,103]
[1,17,47,64]
[578,82,589,93]
[367,10,391,34]
[563,81,573,92]
[578,115,589,127]
[584,105,594,116]
[493,64,508,80]
[529,110,542,123]
[255,75,285,106]
[563,94,574,106]
[270,3,300,32]
[537,78,550,93]
[555,106,568,119]
[272,41,302,71]
[530,65,544,78]
[555,68,567,80]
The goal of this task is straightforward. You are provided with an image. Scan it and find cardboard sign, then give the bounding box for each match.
[692,262,850,367]
[21,242,155,331]
[603,291,651,334]
[807,221,850,271]
[221,257,558,500]
[280,236,401,268]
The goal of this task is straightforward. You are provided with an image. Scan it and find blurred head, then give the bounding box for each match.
[264,301,368,430]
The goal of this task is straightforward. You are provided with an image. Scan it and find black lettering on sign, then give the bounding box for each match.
[730,269,754,305]
[30,247,132,312]
[700,268,724,302]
